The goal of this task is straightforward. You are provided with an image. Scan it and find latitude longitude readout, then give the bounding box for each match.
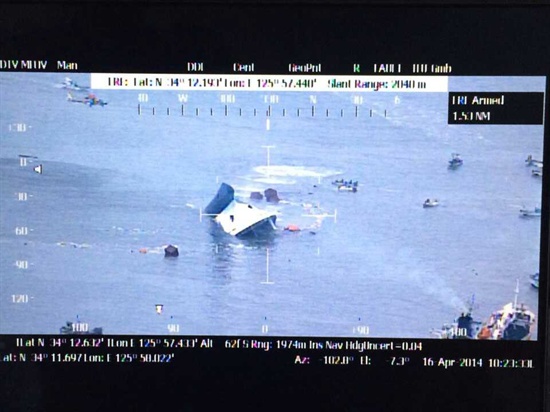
[2,336,537,371]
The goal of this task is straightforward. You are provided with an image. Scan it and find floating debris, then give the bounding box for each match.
[57,241,91,248]
[284,224,301,232]
[164,245,179,257]
[264,188,280,203]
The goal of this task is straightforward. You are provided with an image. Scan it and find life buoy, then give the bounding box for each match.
[284,224,300,232]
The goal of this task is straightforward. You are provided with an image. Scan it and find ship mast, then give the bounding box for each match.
[513,279,519,310]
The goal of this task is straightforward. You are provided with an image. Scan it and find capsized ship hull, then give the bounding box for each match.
[205,183,277,237]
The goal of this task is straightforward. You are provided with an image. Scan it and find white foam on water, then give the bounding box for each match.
[253,165,342,178]
[252,177,296,185]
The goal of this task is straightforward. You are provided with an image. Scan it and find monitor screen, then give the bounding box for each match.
[1,2,548,410]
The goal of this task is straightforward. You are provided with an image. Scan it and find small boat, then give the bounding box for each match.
[530,273,539,289]
[525,155,543,168]
[67,92,108,107]
[332,179,358,186]
[448,153,463,169]
[337,184,358,192]
[423,198,439,208]
[204,183,277,237]
[519,206,541,217]
[334,180,358,192]
[60,77,89,91]
[60,317,103,335]
[531,167,543,177]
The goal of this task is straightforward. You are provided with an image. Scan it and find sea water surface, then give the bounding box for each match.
[0,73,544,337]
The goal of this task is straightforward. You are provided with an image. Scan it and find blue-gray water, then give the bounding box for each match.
[0,73,544,337]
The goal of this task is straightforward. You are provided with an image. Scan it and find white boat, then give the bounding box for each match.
[337,184,357,192]
[530,273,539,289]
[334,180,358,192]
[519,206,541,217]
[448,153,463,169]
[531,167,543,177]
[60,77,88,91]
[67,92,108,107]
[205,183,277,237]
[423,198,439,208]
[525,155,543,168]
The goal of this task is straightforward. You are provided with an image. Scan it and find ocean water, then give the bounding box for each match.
[0,73,544,338]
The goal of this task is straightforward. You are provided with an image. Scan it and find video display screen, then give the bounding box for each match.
[0,73,544,341]
[0,4,548,411]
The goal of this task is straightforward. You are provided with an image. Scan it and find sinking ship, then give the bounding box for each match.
[205,183,277,237]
